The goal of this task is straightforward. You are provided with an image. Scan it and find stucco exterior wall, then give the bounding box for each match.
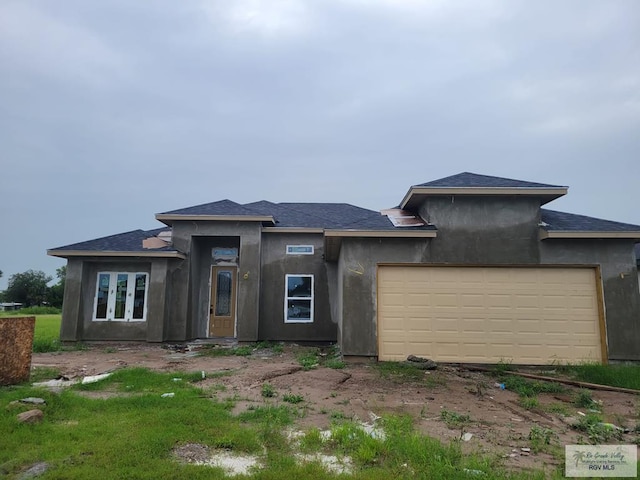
[540,239,640,361]
[338,238,430,356]
[419,196,540,264]
[259,233,335,342]
[168,221,262,342]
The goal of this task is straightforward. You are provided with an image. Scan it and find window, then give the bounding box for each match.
[284,274,313,323]
[93,272,148,322]
[286,245,314,255]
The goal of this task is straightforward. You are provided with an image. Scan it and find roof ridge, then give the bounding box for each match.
[159,199,265,216]
[415,172,566,189]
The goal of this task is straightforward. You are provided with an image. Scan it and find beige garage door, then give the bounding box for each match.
[378,266,605,364]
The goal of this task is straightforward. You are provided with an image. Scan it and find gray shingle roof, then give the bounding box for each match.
[50,228,174,253]
[416,172,566,189]
[160,199,263,216]
[541,209,640,232]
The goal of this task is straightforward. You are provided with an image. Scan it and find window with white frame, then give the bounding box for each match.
[286,245,314,255]
[93,272,149,322]
[284,274,313,323]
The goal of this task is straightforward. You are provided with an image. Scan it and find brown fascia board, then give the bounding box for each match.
[539,230,640,240]
[323,229,437,238]
[47,250,187,259]
[155,214,276,226]
[400,186,568,210]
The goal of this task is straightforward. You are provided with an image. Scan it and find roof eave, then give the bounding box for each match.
[400,187,568,209]
[155,214,276,226]
[324,229,437,238]
[47,250,187,259]
[262,227,325,233]
[539,230,640,240]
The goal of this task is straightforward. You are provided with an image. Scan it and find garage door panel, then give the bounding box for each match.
[378,266,603,364]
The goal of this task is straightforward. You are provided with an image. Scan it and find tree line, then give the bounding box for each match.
[0,267,66,308]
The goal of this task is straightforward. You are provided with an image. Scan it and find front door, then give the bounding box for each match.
[209,266,237,337]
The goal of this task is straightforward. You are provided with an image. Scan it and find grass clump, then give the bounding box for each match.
[501,375,565,397]
[261,383,277,398]
[528,425,558,454]
[575,413,624,444]
[519,396,540,410]
[572,389,597,408]
[376,361,424,381]
[297,350,319,370]
[324,358,346,370]
[562,363,640,390]
[198,345,252,357]
[282,393,304,404]
[440,409,471,428]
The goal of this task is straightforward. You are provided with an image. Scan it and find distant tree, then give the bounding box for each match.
[56,266,66,283]
[47,265,67,308]
[0,269,3,278]
[5,270,52,307]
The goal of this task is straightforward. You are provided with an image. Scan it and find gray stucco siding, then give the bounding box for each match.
[338,237,431,356]
[419,196,540,264]
[69,259,154,341]
[259,233,336,342]
[168,221,262,342]
[540,239,640,361]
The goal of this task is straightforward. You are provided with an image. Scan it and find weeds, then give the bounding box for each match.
[528,426,558,453]
[29,366,61,383]
[560,363,640,390]
[572,389,596,408]
[282,393,304,404]
[440,409,471,428]
[325,358,346,369]
[297,351,319,370]
[261,383,277,398]
[519,396,540,410]
[376,362,424,381]
[501,375,565,397]
[575,413,624,444]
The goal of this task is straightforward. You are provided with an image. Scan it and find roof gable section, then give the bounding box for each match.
[416,172,566,189]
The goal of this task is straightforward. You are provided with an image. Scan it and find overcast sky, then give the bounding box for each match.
[1,0,639,289]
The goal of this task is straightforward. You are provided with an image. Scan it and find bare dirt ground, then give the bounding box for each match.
[32,343,640,474]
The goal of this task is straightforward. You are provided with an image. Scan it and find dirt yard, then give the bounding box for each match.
[31,343,640,474]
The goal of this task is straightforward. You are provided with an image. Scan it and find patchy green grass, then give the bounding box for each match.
[198,345,253,357]
[574,413,624,445]
[375,361,424,382]
[29,367,61,383]
[261,383,277,398]
[440,409,472,428]
[1,367,558,479]
[282,393,304,404]
[324,358,346,370]
[297,350,319,370]
[500,375,565,398]
[560,363,640,391]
